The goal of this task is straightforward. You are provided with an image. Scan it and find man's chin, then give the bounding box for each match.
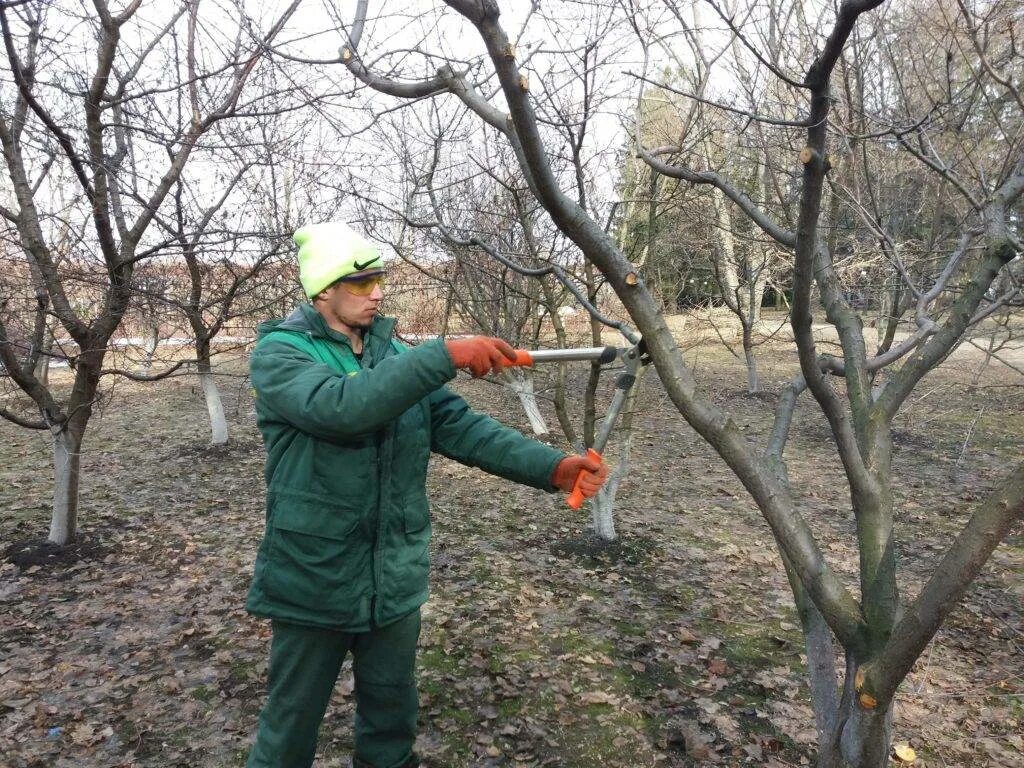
[353,315,376,330]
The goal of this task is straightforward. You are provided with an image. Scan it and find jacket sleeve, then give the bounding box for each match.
[427,385,565,491]
[251,336,456,441]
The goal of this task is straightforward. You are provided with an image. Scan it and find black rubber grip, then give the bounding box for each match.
[615,373,637,390]
[599,346,618,364]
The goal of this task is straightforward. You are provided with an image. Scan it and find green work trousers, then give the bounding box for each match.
[246,610,421,768]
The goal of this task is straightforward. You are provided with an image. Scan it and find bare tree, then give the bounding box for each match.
[640,0,1024,763]
[0,0,301,544]
[147,126,302,444]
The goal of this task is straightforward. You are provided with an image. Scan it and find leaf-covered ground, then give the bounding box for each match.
[1,340,1022,768]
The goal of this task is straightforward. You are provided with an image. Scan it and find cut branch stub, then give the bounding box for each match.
[854,664,879,709]
[518,74,529,92]
[799,147,819,166]
[625,272,639,286]
[858,691,879,710]
[340,47,352,62]
[503,43,516,59]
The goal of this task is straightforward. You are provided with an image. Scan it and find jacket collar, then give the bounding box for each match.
[274,303,396,353]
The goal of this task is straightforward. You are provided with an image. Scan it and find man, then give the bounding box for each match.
[245,221,608,768]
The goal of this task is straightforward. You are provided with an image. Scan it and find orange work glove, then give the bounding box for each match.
[445,336,517,378]
[550,453,609,497]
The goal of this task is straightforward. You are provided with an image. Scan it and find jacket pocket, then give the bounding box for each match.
[271,488,361,540]
[403,494,431,534]
[262,489,371,620]
[388,494,431,604]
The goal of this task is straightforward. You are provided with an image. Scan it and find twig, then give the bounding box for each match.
[953,405,985,471]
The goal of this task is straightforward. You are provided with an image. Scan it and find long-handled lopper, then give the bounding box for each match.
[506,342,650,509]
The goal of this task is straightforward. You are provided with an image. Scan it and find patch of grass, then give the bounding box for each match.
[418,642,464,698]
[497,697,521,717]
[548,628,614,657]
[510,646,542,663]
[191,684,215,703]
[466,553,497,586]
[1007,695,1024,720]
[621,657,682,699]
[228,656,261,683]
[444,706,475,726]
[720,629,795,670]
[419,643,463,676]
[611,619,645,637]
[545,707,650,768]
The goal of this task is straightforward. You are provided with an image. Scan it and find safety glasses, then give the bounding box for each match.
[338,273,385,296]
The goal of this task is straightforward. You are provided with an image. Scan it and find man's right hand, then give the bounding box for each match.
[445,336,517,377]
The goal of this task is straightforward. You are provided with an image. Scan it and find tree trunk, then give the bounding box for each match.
[34,355,49,388]
[590,367,647,542]
[49,421,84,545]
[876,283,902,356]
[711,188,742,305]
[817,696,893,768]
[32,325,52,387]
[742,323,760,393]
[583,262,602,448]
[540,279,578,448]
[139,325,160,373]
[551,361,578,448]
[781,551,843,752]
[591,437,628,541]
[505,367,548,435]
[198,352,228,445]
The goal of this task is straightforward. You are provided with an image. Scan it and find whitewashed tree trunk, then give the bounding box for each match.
[505,368,548,435]
[34,356,49,388]
[591,366,648,542]
[711,187,742,304]
[32,325,52,387]
[750,263,768,326]
[743,332,760,394]
[591,433,633,541]
[139,326,160,374]
[200,368,229,445]
[49,426,83,545]
[711,187,763,393]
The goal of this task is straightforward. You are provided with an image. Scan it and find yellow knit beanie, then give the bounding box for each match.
[294,222,383,298]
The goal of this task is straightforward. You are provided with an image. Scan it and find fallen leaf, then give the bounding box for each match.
[579,690,619,705]
[893,743,917,763]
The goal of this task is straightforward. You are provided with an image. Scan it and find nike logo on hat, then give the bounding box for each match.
[353,257,380,271]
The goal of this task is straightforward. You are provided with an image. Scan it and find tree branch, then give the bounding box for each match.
[864,461,1024,704]
[628,71,815,128]
[0,405,47,429]
[639,146,797,247]
[99,358,193,381]
[0,7,94,200]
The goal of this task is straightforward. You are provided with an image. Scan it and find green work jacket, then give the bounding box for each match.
[246,303,565,630]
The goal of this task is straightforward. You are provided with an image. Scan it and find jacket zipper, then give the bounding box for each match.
[370,339,386,627]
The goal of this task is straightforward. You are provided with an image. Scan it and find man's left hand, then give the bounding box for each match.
[551,453,609,497]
